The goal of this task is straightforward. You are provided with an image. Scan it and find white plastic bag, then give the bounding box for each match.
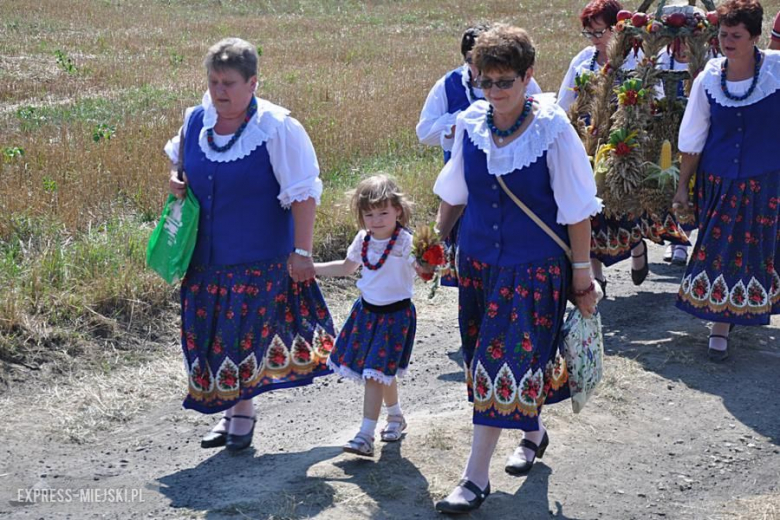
[561,308,604,413]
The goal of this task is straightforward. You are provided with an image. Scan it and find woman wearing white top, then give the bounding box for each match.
[557,0,649,296]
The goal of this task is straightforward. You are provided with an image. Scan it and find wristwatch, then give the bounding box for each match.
[293,248,312,258]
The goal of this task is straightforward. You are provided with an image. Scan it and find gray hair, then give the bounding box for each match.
[203,38,259,81]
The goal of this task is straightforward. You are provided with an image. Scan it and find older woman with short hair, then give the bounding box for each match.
[164,38,336,451]
[673,0,780,361]
[433,25,601,514]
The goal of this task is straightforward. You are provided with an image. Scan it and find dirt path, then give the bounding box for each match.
[2,245,779,520]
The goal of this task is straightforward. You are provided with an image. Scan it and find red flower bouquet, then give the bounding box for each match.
[412,223,446,282]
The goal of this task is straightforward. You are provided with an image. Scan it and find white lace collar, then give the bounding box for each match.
[459,64,484,103]
[196,91,290,163]
[701,50,780,107]
[460,98,570,176]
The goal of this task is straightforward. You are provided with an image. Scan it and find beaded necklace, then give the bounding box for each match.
[589,50,600,71]
[720,47,762,102]
[206,97,258,153]
[361,222,401,271]
[487,97,534,144]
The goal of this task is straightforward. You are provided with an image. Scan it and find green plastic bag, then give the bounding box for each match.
[146,188,200,284]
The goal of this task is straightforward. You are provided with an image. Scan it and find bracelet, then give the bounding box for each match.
[572,281,595,297]
[571,261,591,270]
[293,248,312,258]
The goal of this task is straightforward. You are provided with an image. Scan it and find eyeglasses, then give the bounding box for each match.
[581,28,610,39]
[473,75,522,90]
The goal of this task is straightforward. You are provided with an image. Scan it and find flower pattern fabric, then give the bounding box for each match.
[180,257,335,413]
[677,171,780,325]
[591,211,691,266]
[458,254,570,430]
[328,298,416,385]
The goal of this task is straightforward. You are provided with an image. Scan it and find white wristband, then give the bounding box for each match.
[293,248,312,258]
[572,261,591,270]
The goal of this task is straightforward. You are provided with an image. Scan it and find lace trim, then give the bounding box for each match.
[460,99,571,176]
[458,64,483,103]
[197,92,290,163]
[327,358,404,386]
[702,51,780,107]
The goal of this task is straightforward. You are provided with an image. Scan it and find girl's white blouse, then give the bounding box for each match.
[557,46,642,112]
[433,99,602,226]
[679,51,780,154]
[164,92,323,208]
[416,64,542,152]
[346,229,416,306]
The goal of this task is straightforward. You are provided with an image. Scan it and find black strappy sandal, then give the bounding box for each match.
[201,416,230,449]
[435,479,491,514]
[505,431,549,475]
[708,324,736,362]
[226,414,256,452]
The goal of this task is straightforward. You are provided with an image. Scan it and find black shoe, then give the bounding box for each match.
[505,431,549,475]
[631,240,649,286]
[200,416,230,449]
[595,277,608,299]
[434,479,491,514]
[708,325,735,362]
[225,414,256,452]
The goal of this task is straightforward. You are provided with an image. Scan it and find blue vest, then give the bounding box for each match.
[184,107,293,266]
[700,92,780,179]
[443,68,473,164]
[458,134,570,266]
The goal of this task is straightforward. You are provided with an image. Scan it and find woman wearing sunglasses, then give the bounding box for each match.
[417,24,542,289]
[432,24,601,514]
[557,0,650,297]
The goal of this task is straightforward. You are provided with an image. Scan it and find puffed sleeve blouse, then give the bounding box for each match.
[164,91,323,208]
[434,98,602,226]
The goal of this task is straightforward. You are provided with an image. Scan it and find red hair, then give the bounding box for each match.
[580,0,624,28]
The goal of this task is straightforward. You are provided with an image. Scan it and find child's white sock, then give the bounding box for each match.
[359,418,378,438]
[386,403,403,417]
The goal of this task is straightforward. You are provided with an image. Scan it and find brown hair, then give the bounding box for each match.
[717,0,763,37]
[350,174,412,230]
[580,0,623,28]
[472,24,535,77]
[204,37,259,81]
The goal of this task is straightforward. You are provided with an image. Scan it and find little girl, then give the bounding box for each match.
[315,174,418,457]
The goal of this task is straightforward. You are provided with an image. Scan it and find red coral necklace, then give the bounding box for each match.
[361,223,401,271]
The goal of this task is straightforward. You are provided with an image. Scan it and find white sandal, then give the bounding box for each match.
[380,414,407,442]
[343,432,374,457]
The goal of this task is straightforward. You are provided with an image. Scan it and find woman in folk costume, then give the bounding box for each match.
[417,24,542,287]
[432,24,601,514]
[673,0,780,361]
[557,0,650,296]
[165,38,336,451]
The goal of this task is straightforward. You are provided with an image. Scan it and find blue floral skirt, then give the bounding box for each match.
[458,254,571,430]
[180,258,336,413]
[591,210,690,266]
[677,171,780,325]
[440,218,461,287]
[328,297,416,385]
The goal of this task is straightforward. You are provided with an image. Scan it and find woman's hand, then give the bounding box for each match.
[170,170,188,199]
[572,269,598,318]
[288,252,315,283]
[414,260,436,280]
[671,186,692,222]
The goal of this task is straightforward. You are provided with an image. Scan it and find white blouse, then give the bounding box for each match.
[346,229,416,306]
[678,51,780,154]
[557,46,642,112]
[416,64,542,152]
[164,92,323,208]
[433,99,602,225]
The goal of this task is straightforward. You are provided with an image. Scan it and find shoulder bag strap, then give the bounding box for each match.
[496,175,573,262]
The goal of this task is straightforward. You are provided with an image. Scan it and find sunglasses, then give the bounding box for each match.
[473,75,523,90]
[581,28,610,39]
